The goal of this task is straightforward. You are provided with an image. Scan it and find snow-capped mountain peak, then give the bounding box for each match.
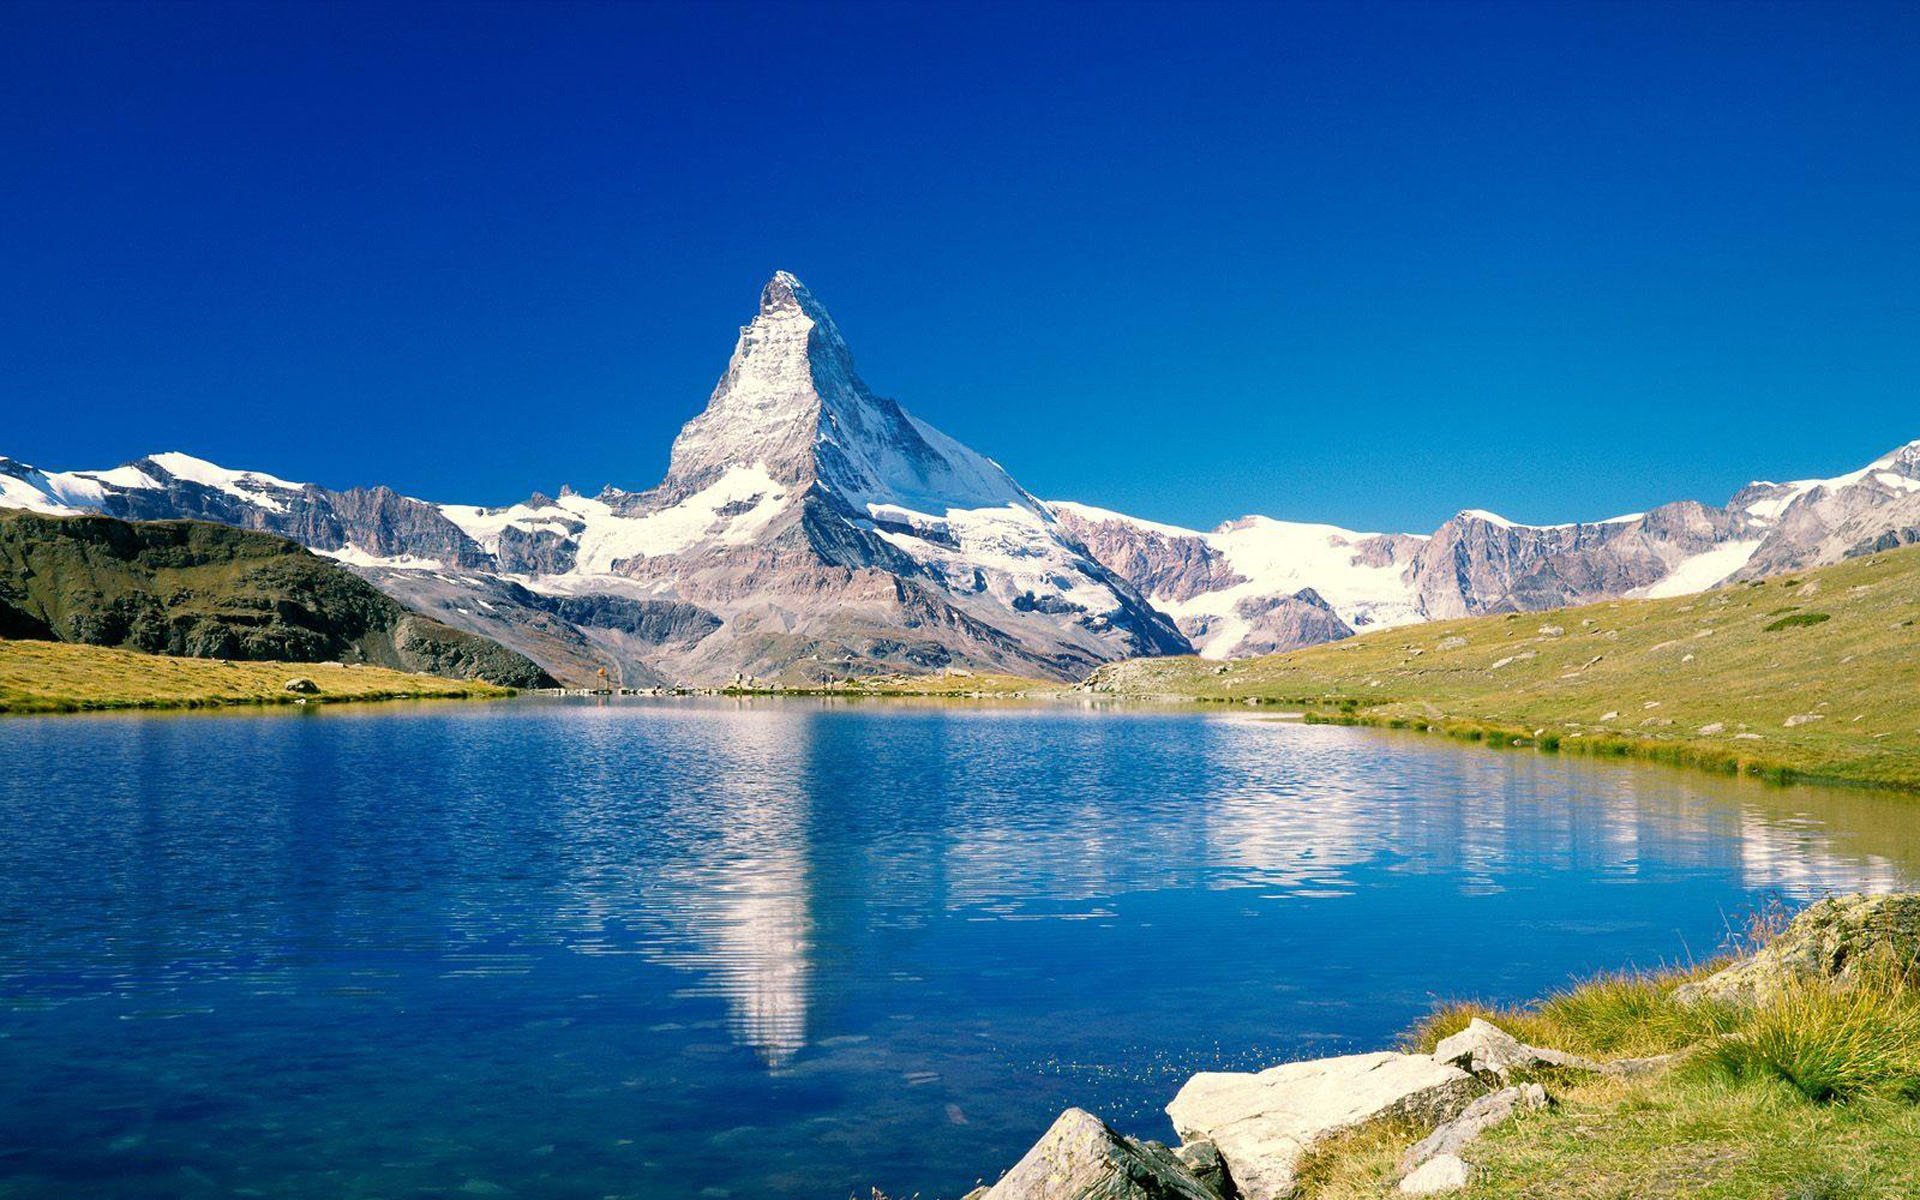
[663,271,1033,521]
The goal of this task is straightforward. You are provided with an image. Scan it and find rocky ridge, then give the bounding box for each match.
[1053,438,1920,659]
[4,271,1915,681]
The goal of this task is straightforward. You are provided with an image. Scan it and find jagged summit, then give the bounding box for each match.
[663,271,1031,514]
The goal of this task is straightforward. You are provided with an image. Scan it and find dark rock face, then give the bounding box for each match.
[495,522,581,575]
[1407,501,1755,620]
[0,510,551,687]
[531,594,722,647]
[324,486,493,568]
[1229,588,1355,656]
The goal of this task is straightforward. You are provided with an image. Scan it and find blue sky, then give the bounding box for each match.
[3,1,1916,532]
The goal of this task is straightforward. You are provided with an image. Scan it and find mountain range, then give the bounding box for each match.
[4,271,1916,686]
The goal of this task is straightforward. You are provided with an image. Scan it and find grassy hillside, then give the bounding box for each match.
[0,639,510,714]
[0,508,551,686]
[1087,543,1920,791]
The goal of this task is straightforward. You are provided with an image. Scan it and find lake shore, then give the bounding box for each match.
[1081,545,1920,795]
[0,639,514,714]
[955,893,1920,1200]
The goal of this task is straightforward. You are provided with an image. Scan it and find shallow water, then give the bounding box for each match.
[1,698,1914,1199]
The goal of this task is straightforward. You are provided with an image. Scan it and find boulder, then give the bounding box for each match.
[282,677,320,694]
[1397,1154,1470,1196]
[1166,1052,1480,1200]
[978,1108,1220,1200]
[1436,1013,1597,1082]
[1172,1140,1233,1198]
[1672,893,1920,1008]
[1398,1083,1546,1173]
[1431,1018,1595,1079]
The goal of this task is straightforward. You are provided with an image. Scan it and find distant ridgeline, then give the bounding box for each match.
[0,509,552,687]
[2,271,1916,687]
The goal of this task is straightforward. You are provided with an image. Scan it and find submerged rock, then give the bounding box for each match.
[1166,1052,1479,1200]
[1673,893,1920,1007]
[976,1107,1219,1200]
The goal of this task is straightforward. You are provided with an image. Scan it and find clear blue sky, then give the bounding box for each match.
[3,1,1916,532]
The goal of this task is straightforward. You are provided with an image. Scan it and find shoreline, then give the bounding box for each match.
[0,640,514,715]
[950,893,1920,1200]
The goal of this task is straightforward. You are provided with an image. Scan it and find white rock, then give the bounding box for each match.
[1398,1154,1471,1195]
[1432,1018,1594,1079]
[1167,1052,1479,1200]
[1400,1083,1546,1171]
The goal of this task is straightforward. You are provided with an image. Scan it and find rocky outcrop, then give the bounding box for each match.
[1166,1052,1481,1200]
[323,485,493,568]
[1398,1084,1546,1177]
[1673,892,1920,1007]
[1431,1018,1597,1080]
[1225,588,1355,656]
[970,1108,1220,1200]
[1051,506,1246,604]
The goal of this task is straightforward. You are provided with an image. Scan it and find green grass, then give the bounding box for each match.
[1766,612,1833,632]
[1088,543,1920,792]
[0,639,512,713]
[1298,935,1920,1198]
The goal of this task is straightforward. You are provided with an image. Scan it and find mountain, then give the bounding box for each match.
[1054,438,1920,658]
[1,273,1187,685]
[2,271,1913,678]
[0,509,551,686]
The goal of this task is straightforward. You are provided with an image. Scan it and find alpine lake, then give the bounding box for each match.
[2,698,1914,1199]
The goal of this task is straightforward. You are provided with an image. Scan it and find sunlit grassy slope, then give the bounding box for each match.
[0,639,511,714]
[1088,544,1920,791]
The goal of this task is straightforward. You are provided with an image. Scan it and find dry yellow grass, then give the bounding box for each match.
[0,639,511,713]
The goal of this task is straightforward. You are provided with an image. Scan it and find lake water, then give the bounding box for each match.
[1,699,1914,1199]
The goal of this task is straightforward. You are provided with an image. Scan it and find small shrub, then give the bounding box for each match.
[1764,612,1831,632]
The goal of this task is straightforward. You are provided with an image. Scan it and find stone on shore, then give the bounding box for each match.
[1397,1154,1471,1196]
[1672,893,1920,1008]
[283,677,320,694]
[1172,1140,1232,1197]
[1431,1018,1597,1079]
[1166,1052,1480,1200]
[1398,1083,1546,1173]
[976,1107,1220,1200]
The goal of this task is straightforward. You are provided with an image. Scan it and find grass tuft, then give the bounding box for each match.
[1695,966,1920,1104]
